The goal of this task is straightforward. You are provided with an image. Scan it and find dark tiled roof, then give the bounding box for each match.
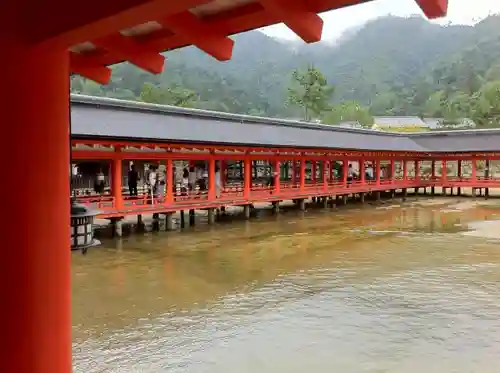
[70,95,500,153]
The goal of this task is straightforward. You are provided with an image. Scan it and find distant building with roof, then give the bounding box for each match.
[373,116,428,132]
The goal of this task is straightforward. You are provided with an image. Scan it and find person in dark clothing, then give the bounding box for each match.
[128,164,139,196]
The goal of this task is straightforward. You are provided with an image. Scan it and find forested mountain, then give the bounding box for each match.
[71,14,500,121]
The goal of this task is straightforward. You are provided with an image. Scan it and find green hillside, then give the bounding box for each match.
[71,14,500,123]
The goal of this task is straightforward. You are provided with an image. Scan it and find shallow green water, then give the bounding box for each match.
[72,199,500,373]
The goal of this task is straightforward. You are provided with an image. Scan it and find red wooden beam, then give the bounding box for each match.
[414,0,448,19]
[70,53,112,84]
[28,0,212,48]
[160,11,234,61]
[92,35,165,74]
[259,0,323,43]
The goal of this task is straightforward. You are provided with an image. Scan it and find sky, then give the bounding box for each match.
[261,0,500,41]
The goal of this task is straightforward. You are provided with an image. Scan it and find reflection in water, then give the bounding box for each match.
[73,200,500,373]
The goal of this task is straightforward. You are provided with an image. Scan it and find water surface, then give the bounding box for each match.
[73,199,500,373]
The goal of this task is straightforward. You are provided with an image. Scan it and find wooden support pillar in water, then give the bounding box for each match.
[137,214,143,225]
[166,213,174,231]
[272,201,280,213]
[472,188,476,198]
[208,208,215,224]
[299,199,306,211]
[244,205,251,219]
[322,197,328,208]
[431,186,435,196]
[402,188,407,202]
[189,209,195,226]
[342,195,348,205]
[360,192,365,203]
[112,218,123,237]
[180,211,185,228]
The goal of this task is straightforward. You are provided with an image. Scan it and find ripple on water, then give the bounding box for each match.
[73,203,500,373]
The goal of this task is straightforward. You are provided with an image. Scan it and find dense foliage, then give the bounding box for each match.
[70,14,500,127]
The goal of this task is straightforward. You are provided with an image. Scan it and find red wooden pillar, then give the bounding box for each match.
[311,161,316,184]
[342,159,348,186]
[414,160,420,182]
[208,155,216,200]
[274,160,280,194]
[360,159,366,184]
[292,161,296,185]
[431,160,436,180]
[390,160,395,183]
[322,161,329,191]
[471,158,477,180]
[1,38,71,371]
[166,158,174,204]
[244,156,252,198]
[442,160,448,182]
[300,158,306,191]
[457,160,462,179]
[112,157,123,209]
[375,159,381,185]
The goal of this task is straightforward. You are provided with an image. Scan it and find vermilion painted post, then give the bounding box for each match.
[292,160,296,186]
[323,160,329,191]
[244,156,252,198]
[414,160,420,182]
[274,160,280,194]
[390,160,395,183]
[300,158,306,191]
[457,160,462,179]
[442,160,448,182]
[431,160,436,180]
[166,158,174,204]
[208,156,216,200]
[342,159,348,186]
[112,156,123,209]
[1,39,72,372]
[359,159,364,184]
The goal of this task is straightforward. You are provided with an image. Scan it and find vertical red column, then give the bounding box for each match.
[208,155,216,200]
[292,160,296,186]
[471,158,477,180]
[0,38,71,371]
[342,159,348,186]
[274,159,280,194]
[442,160,448,182]
[166,158,174,204]
[244,156,252,199]
[360,159,365,184]
[414,160,420,182]
[431,160,436,180]
[390,160,395,183]
[112,153,123,209]
[300,158,306,191]
[375,159,381,185]
[457,160,462,179]
[323,160,329,191]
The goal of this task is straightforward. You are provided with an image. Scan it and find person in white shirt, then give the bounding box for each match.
[148,166,157,196]
[365,163,374,180]
[188,166,197,192]
[215,166,221,198]
[95,169,105,194]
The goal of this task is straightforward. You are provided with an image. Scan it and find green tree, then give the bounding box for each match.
[323,101,374,127]
[286,66,334,121]
[139,83,198,107]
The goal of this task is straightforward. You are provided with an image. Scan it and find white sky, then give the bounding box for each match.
[261,0,500,41]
